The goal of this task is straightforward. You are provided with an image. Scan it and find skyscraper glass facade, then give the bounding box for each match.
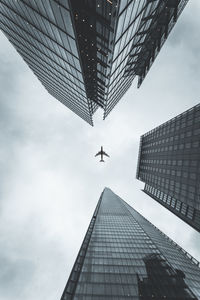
[136,103,200,232]
[0,0,188,125]
[103,0,189,119]
[61,188,200,299]
[0,0,96,125]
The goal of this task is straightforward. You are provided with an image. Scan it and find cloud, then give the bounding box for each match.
[0,1,200,299]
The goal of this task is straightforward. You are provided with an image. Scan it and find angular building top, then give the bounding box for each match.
[0,0,189,125]
[61,188,200,299]
[136,103,200,232]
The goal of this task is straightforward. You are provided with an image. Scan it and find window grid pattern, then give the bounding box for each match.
[61,188,200,299]
[124,0,189,87]
[0,0,96,125]
[144,183,200,232]
[103,0,188,119]
[104,0,147,119]
[124,198,200,298]
[0,0,189,124]
[137,103,200,232]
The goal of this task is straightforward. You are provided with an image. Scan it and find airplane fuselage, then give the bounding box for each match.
[95,146,109,162]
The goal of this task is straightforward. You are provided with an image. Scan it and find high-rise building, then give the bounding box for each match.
[61,188,200,299]
[0,0,188,125]
[136,103,200,233]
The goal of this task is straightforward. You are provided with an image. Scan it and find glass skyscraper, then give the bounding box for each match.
[136,103,200,233]
[61,188,200,299]
[0,0,188,125]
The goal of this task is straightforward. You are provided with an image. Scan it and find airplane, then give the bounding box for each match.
[95,146,110,162]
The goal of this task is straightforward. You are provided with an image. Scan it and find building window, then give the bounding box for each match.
[181,203,187,216]
[175,200,181,211]
[171,198,176,208]
[187,207,194,220]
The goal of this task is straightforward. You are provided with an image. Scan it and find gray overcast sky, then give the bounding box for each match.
[0,1,200,299]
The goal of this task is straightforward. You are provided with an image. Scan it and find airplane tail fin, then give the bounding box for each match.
[100,159,105,162]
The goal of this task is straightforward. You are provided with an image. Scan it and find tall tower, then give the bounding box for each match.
[136,103,200,232]
[61,188,200,299]
[0,0,189,125]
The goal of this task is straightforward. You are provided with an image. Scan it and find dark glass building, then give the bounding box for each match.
[61,187,200,299]
[136,103,200,233]
[0,0,188,125]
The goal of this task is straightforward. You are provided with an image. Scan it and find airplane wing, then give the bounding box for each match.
[103,151,110,157]
[95,151,101,157]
